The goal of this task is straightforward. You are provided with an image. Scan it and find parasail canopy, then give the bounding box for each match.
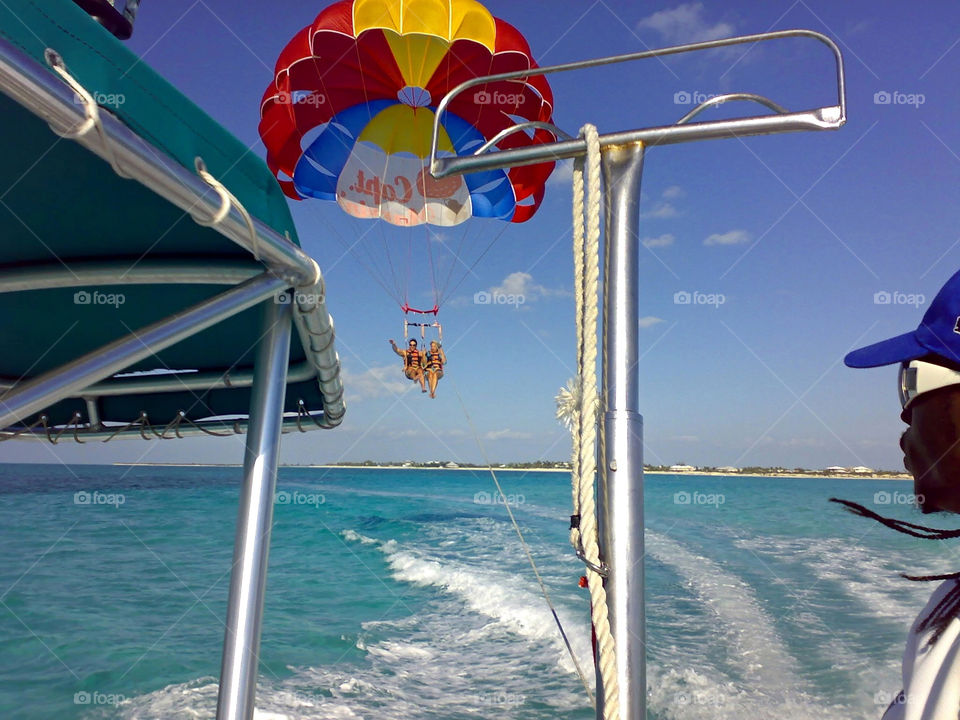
[260,0,556,228]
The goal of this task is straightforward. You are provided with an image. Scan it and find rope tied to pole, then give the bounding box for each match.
[569,124,621,720]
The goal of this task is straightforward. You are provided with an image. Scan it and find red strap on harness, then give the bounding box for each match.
[402,304,439,316]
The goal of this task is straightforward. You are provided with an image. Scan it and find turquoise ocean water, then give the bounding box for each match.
[0,464,951,719]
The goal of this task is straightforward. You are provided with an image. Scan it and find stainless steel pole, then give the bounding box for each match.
[599,142,646,720]
[216,299,292,720]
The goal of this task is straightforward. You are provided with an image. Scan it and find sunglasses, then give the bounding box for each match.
[899,360,960,409]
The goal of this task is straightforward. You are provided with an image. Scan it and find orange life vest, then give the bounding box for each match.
[426,350,443,371]
[405,348,421,369]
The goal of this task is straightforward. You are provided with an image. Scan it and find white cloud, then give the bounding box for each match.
[341,364,409,400]
[641,202,679,219]
[642,233,675,249]
[641,187,685,220]
[488,272,570,302]
[547,159,575,186]
[637,3,734,44]
[704,229,751,246]
[484,429,535,441]
[639,316,665,329]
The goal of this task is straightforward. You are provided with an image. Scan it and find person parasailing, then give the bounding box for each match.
[424,340,446,399]
[389,338,426,393]
[259,0,559,381]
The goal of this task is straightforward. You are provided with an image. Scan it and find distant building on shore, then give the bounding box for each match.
[851,466,873,474]
[669,464,696,472]
[716,466,740,474]
[824,466,848,474]
[445,461,459,469]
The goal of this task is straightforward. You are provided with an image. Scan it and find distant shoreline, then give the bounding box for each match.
[112,462,911,480]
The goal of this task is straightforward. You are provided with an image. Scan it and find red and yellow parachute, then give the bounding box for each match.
[259,0,556,228]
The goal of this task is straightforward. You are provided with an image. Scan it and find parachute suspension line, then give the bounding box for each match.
[440,220,512,305]
[425,224,440,312]
[435,215,473,305]
[358,220,400,301]
[571,124,621,720]
[448,379,596,708]
[405,226,415,310]
[327,211,399,304]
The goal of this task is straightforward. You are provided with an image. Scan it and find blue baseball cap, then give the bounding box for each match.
[845,270,960,368]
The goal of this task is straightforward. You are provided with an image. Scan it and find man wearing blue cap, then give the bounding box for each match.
[840,269,960,719]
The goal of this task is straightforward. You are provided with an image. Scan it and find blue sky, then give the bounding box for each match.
[8,0,960,469]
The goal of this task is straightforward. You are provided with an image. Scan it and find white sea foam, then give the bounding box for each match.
[734,534,952,623]
[116,677,358,720]
[120,521,904,719]
[342,525,594,674]
[340,529,377,545]
[647,530,801,687]
[646,664,869,720]
[644,531,898,719]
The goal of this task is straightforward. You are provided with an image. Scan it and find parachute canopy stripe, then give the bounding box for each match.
[260,0,555,227]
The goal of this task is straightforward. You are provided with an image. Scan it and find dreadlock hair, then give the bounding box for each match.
[830,497,960,647]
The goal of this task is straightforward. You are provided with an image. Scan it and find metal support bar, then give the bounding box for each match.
[0,272,287,429]
[83,397,100,430]
[0,416,332,442]
[0,259,263,294]
[0,261,344,427]
[0,361,316,397]
[430,29,845,178]
[598,144,647,720]
[292,293,345,427]
[216,300,292,720]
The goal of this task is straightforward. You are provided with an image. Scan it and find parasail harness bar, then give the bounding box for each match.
[402,304,443,340]
[429,29,846,720]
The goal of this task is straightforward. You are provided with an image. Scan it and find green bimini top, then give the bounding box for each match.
[0,0,344,437]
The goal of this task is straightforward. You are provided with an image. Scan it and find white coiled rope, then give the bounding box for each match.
[569,124,621,720]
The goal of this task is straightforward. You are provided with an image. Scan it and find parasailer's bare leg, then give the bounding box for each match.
[427,369,442,398]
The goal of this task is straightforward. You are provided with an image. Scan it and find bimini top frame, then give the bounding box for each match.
[426,29,846,720]
[430,29,845,177]
[0,27,345,440]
